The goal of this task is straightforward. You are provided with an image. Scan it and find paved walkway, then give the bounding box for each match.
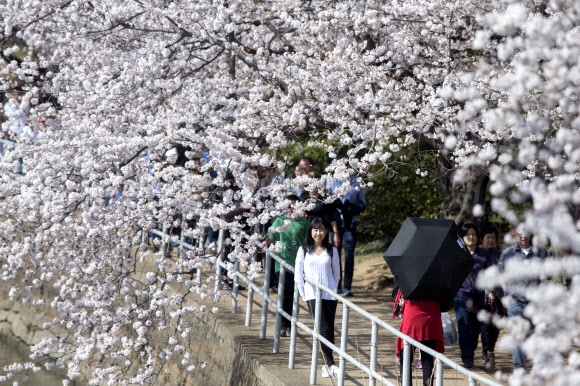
[205,255,513,386]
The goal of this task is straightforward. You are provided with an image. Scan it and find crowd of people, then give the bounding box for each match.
[394,222,547,385]
[258,155,366,379]
[455,223,546,373]
[251,154,548,383]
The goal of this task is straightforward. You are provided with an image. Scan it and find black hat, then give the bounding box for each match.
[285,194,302,202]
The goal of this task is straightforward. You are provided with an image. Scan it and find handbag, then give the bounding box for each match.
[441,312,457,346]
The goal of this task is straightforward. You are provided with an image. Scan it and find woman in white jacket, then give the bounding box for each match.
[295,217,341,378]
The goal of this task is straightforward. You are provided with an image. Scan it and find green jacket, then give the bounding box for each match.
[267,216,309,272]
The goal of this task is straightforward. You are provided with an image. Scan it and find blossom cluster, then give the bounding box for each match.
[1,0,580,384]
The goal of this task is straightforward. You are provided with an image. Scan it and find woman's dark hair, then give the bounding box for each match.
[299,156,314,166]
[459,222,479,238]
[480,224,499,239]
[303,217,332,253]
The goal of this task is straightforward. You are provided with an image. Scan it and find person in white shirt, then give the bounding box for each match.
[295,217,341,379]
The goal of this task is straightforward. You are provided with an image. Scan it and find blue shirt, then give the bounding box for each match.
[329,175,366,228]
[498,243,547,303]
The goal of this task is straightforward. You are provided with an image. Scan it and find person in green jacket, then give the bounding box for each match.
[261,194,309,337]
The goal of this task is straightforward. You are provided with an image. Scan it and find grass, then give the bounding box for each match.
[354,240,389,262]
[355,251,384,262]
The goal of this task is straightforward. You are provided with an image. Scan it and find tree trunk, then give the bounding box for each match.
[435,155,489,226]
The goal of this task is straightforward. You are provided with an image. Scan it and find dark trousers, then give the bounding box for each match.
[332,224,357,291]
[306,299,338,367]
[342,225,357,291]
[399,340,436,386]
[276,271,295,328]
[481,322,500,356]
[206,226,219,244]
[454,296,483,365]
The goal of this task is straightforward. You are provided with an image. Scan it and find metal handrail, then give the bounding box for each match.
[150,227,503,386]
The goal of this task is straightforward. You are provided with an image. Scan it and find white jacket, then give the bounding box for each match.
[295,245,340,301]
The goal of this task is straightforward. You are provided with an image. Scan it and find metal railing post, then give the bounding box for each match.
[232,259,239,313]
[309,288,322,385]
[214,229,225,294]
[338,303,349,386]
[436,357,443,386]
[245,251,256,327]
[260,252,271,340]
[273,266,285,353]
[370,321,378,386]
[198,228,205,250]
[402,340,411,386]
[140,228,148,262]
[289,281,300,369]
[161,224,169,257]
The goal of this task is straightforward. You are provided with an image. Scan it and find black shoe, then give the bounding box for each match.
[484,352,495,369]
[344,289,354,297]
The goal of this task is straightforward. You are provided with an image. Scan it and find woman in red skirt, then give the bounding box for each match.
[396,296,445,386]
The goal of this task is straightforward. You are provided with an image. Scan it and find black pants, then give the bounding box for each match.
[481,322,500,356]
[307,299,338,367]
[399,340,436,386]
[481,299,503,356]
[276,271,295,328]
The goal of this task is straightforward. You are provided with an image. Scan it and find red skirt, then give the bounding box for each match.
[396,300,445,354]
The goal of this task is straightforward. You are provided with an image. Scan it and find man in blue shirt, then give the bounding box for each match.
[498,228,547,371]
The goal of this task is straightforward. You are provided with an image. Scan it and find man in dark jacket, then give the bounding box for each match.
[498,227,548,371]
[329,175,366,297]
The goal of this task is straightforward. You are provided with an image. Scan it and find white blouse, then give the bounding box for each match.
[295,245,340,302]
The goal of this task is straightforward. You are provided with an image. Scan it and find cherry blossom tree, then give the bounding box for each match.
[1,0,579,384]
[450,1,580,384]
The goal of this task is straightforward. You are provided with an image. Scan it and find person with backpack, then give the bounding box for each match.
[295,217,341,379]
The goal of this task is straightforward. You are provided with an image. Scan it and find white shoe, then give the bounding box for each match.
[322,365,338,378]
[330,366,340,378]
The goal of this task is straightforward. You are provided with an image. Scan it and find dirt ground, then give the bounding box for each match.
[348,254,514,384]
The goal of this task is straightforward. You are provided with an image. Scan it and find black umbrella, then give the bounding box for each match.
[383,217,474,312]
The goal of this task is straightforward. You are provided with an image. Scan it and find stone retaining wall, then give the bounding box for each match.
[0,281,267,386]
